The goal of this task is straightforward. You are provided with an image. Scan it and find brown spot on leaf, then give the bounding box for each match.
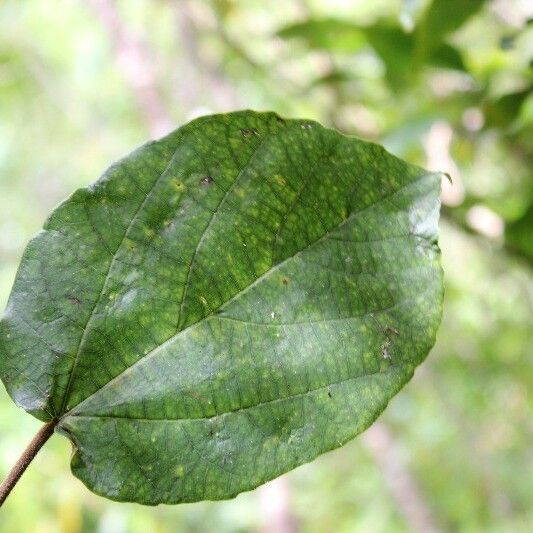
[200,176,214,187]
[240,128,259,137]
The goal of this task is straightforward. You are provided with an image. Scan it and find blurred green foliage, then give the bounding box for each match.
[0,0,531,531]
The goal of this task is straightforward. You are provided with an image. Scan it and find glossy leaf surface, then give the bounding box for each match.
[0,111,443,504]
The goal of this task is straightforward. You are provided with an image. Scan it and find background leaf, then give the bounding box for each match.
[505,204,533,263]
[278,19,468,91]
[0,111,443,504]
[277,19,366,52]
[420,0,488,50]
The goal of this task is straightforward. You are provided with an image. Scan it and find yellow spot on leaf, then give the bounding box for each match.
[274,174,286,186]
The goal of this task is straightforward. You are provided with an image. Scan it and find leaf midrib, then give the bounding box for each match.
[58,126,274,415]
[65,365,408,422]
[62,172,434,420]
[176,129,274,330]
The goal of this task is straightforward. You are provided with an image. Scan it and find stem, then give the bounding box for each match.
[0,421,56,507]
[87,0,172,138]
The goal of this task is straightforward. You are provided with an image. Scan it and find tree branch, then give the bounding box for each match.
[258,476,297,533]
[88,0,173,137]
[173,0,239,111]
[362,421,440,533]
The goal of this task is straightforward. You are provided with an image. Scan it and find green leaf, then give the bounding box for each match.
[484,88,532,130]
[365,26,415,90]
[308,69,354,89]
[428,43,466,71]
[277,19,366,52]
[420,0,487,50]
[366,27,468,89]
[278,19,467,91]
[506,204,533,264]
[0,111,443,504]
[277,19,408,87]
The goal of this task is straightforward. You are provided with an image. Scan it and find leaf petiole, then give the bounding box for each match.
[0,421,56,507]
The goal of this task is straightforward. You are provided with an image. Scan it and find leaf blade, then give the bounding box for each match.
[0,111,443,504]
